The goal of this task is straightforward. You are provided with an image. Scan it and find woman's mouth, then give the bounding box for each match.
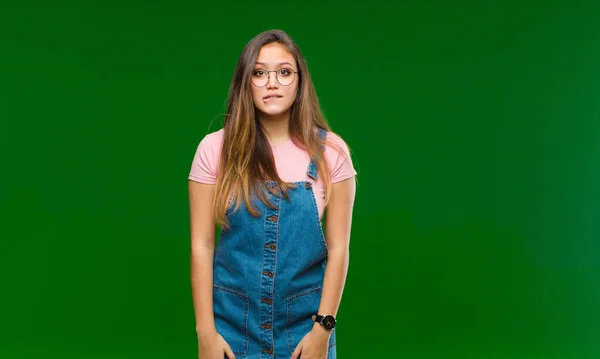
[263,95,282,102]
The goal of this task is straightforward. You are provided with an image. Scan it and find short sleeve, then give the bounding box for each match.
[325,132,357,183]
[188,130,223,184]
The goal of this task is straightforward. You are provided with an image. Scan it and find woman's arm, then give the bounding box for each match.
[188,180,218,337]
[315,176,357,330]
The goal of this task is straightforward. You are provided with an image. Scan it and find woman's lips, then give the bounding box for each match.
[263,95,282,103]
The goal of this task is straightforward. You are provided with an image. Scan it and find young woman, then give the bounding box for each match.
[188,29,356,359]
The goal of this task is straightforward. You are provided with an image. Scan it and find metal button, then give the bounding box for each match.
[261,349,273,354]
[269,244,276,250]
[268,215,278,223]
[305,182,312,189]
[261,323,272,329]
[260,298,272,304]
[262,271,274,278]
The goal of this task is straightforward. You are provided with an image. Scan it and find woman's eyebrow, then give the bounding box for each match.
[254,61,294,67]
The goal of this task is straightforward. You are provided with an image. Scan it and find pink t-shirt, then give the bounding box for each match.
[188,128,356,219]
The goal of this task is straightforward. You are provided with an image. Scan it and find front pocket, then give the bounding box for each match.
[213,285,249,357]
[286,287,333,355]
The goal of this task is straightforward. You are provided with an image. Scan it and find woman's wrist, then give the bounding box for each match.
[196,324,217,339]
[312,322,332,337]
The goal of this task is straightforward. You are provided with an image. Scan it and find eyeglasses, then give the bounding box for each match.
[251,68,298,87]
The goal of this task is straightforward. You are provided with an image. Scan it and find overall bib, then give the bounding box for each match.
[212,131,337,359]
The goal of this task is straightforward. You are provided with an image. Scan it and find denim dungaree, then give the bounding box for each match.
[212,130,336,359]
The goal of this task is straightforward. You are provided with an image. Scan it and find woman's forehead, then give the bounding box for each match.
[255,44,295,65]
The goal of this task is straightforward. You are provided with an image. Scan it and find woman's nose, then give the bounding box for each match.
[266,72,279,88]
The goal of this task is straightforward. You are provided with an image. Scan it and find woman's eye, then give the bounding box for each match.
[279,69,291,76]
[253,70,264,76]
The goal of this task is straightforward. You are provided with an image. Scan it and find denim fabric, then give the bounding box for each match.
[212,129,336,359]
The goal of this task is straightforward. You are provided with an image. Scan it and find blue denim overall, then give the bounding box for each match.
[212,132,336,359]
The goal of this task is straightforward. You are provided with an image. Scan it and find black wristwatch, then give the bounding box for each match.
[313,314,336,330]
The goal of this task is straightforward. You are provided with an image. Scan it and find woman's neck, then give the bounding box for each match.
[258,111,291,146]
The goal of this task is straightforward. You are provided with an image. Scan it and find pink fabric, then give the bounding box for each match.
[188,129,356,219]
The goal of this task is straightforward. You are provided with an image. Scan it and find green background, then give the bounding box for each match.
[2,0,599,358]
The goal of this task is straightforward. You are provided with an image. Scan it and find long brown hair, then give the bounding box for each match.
[214,29,336,228]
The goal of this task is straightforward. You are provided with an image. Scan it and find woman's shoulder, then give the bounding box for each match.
[323,130,351,154]
[201,128,225,144]
[322,129,356,181]
[189,128,224,183]
[196,128,224,152]
[324,130,344,141]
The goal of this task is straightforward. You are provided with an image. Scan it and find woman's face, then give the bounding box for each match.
[250,43,299,119]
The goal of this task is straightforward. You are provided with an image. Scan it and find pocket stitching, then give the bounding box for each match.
[214,284,249,357]
[285,287,322,355]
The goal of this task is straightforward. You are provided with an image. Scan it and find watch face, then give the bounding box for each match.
[322,315,336,330]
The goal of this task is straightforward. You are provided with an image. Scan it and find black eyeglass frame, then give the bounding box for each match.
[251,69,299,87]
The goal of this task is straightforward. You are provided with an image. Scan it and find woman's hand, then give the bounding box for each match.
[197,329,236,359]
[290,322,331,359]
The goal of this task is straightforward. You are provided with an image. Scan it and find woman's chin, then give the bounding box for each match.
[258,107,290,118]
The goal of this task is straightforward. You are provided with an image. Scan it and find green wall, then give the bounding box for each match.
[2,0,599,358]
